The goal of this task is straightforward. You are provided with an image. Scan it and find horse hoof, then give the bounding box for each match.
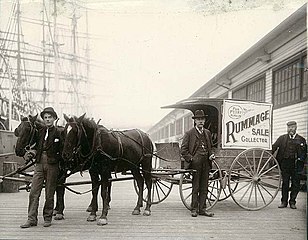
[54,213,64,220]
[87,214,96,222]
[132,209,141,215]
[97,218,108,226]
[86,206,92,212]
[52,210,58,216]
[143,210,151,216]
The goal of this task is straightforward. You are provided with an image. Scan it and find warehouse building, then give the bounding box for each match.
[148,4,307,146]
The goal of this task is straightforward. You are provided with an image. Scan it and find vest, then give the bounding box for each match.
[195,131,209,157]
[284,137,297,159]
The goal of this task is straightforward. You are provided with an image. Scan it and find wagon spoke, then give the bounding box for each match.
[234,158,253,177]
[257,156,274,176]
[258,181,275,198]
[259,164,278,178]
[208,190,217,201]
[259,180,279,190]
[254,183,257,207]
[232,181,251,195]
[158,180,173,189]
[156,181,168,197]
[239,182,253,202]
[243,153,254,175]
[151,183,156,201]
[183,192,192,202]
[260,174,280,180]
[230,170,251,180]
[154,183,162,202]
[252,150,256,174]
[182,186,192,191]
[256,183,267,205]
[256,150,265,174]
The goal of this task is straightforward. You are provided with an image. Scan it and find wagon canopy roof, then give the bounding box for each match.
[162,98,268,112]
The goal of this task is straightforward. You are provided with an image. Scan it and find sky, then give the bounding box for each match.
[1,0,306,131]
[83,0,307,131]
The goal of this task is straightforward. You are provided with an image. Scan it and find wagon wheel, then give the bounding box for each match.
[229,148,281,210]
[179,160,221,211]
[133,176,173,204]
[218,170,239,201]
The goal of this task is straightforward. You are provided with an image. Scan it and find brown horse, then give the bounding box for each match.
[62,113,153,225]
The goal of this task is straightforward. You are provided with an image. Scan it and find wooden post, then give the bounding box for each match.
[2,162,19,193]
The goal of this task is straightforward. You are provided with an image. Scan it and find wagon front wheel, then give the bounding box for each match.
[229,148,281,210]
[179,160,221,211]
[133,177,173,204]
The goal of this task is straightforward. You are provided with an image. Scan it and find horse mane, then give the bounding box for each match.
[80,117,98,146]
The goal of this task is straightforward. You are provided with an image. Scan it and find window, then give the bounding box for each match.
[160,128,164,139]
[170,122,175,137]
[164,125,169,139]
[184,114,193,132]
[233,77,265,101]
[176,118,183,135]
[273,55,307,107]
[303,55,308,99]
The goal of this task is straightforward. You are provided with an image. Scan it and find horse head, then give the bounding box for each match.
[62,113,98,171]
[14,114,39,157]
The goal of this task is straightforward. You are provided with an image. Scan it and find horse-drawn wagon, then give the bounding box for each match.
[147,98,281,211]
[0,98,282,226]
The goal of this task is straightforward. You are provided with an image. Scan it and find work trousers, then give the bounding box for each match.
[27,152,59,223]
[280,158,304,205]
[191,154,210,211]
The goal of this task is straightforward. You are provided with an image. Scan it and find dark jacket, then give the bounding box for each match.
[272,133,307,164]
[34,126,63,164]
[181,127,214,163]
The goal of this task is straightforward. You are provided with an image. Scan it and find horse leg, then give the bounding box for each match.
[87,170,99,222]
[131,169,144,215]
[54,184,65,220]
[54,170,66,220]
[97,176,110,226]
[143,169,152,216]
[107,172,112,210]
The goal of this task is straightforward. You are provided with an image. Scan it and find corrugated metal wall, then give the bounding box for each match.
[272,101,308,141]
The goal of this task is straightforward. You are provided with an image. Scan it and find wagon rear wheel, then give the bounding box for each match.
[229,148,281,210]
[179,160,221,211]
[133,176,173,204]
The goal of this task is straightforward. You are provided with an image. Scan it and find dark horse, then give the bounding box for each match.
[14,115,66,218]
[14,115,105,219]
[60,114,112,222]
[62,113,153,225]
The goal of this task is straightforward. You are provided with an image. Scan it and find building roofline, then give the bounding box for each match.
[191,3,307,97]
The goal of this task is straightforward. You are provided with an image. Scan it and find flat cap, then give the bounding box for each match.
[287,121,297,126]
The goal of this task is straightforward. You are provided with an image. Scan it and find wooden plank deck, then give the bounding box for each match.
[0,173,306,240]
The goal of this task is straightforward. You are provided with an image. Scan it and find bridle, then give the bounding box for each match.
[64,120,97,172]
[17,118,38,159]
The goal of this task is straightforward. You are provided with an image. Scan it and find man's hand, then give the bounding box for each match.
[24,150,37,162]
[209,154,215,161]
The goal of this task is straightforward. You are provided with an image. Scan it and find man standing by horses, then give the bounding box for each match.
[20,107,63,228]
[181,110,215,217]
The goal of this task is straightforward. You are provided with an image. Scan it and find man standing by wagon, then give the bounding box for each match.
[181,110,215,217]
[20,107,63,228]
[272,121,307,209]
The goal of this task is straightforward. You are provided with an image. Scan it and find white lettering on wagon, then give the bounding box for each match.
[222,100,272,150]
